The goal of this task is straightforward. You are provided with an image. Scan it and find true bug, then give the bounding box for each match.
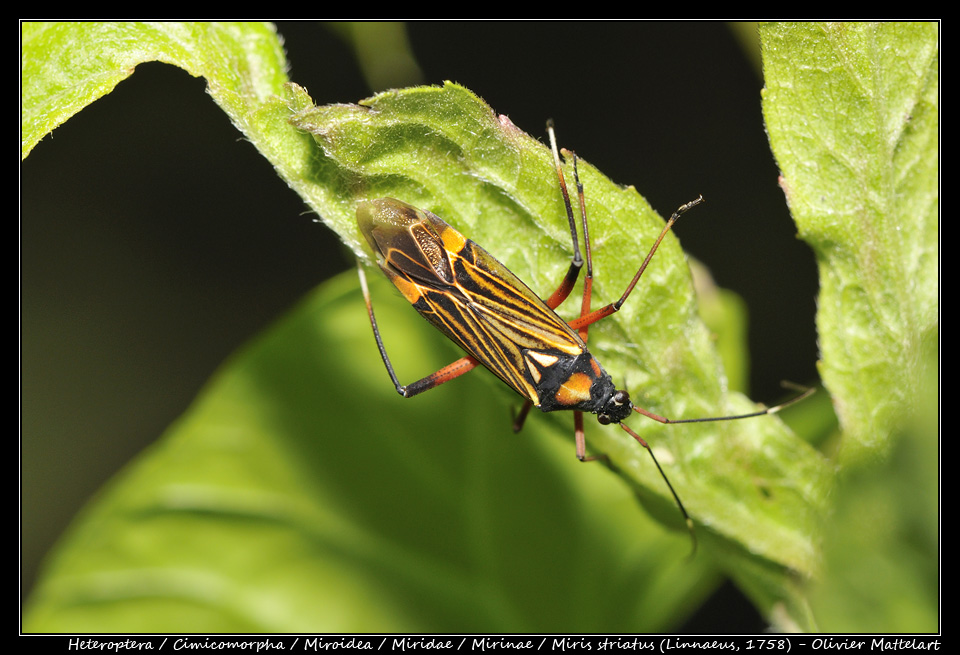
[356,122,811,539]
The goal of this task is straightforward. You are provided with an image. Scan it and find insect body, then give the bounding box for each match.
[357,197,629,424]
[356,123,810,538]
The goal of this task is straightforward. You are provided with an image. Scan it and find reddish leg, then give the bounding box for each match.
[359,262,481,397]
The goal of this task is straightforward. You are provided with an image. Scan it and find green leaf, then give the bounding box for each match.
[760,22,939,632]
[291,85,830,613]
[761,22,938,463]
[21,22,291,161]
[24,24,832,631]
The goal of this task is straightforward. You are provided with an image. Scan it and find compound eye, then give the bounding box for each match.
[597,413,612,425]
[613,390,630,406]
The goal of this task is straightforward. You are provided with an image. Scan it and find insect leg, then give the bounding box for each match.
[511,401,534,432]
[541,120,585,311]
[546,127,610,463]
[546,187,814,421]
[571,153,593,342]
[514,123,591,435]
[567,195,705,331]
[358,261,481,398]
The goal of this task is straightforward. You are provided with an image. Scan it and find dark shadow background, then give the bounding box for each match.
[21,22,819,632]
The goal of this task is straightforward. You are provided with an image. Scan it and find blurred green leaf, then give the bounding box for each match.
[810,408,938,632]
[326,22,423,90]
[24,272,719,632]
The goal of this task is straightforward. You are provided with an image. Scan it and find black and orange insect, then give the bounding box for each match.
[356,122,810,538]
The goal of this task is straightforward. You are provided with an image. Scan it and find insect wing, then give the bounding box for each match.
[358,199,585,404]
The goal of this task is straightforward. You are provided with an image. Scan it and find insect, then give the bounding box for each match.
[356,122,811,542]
